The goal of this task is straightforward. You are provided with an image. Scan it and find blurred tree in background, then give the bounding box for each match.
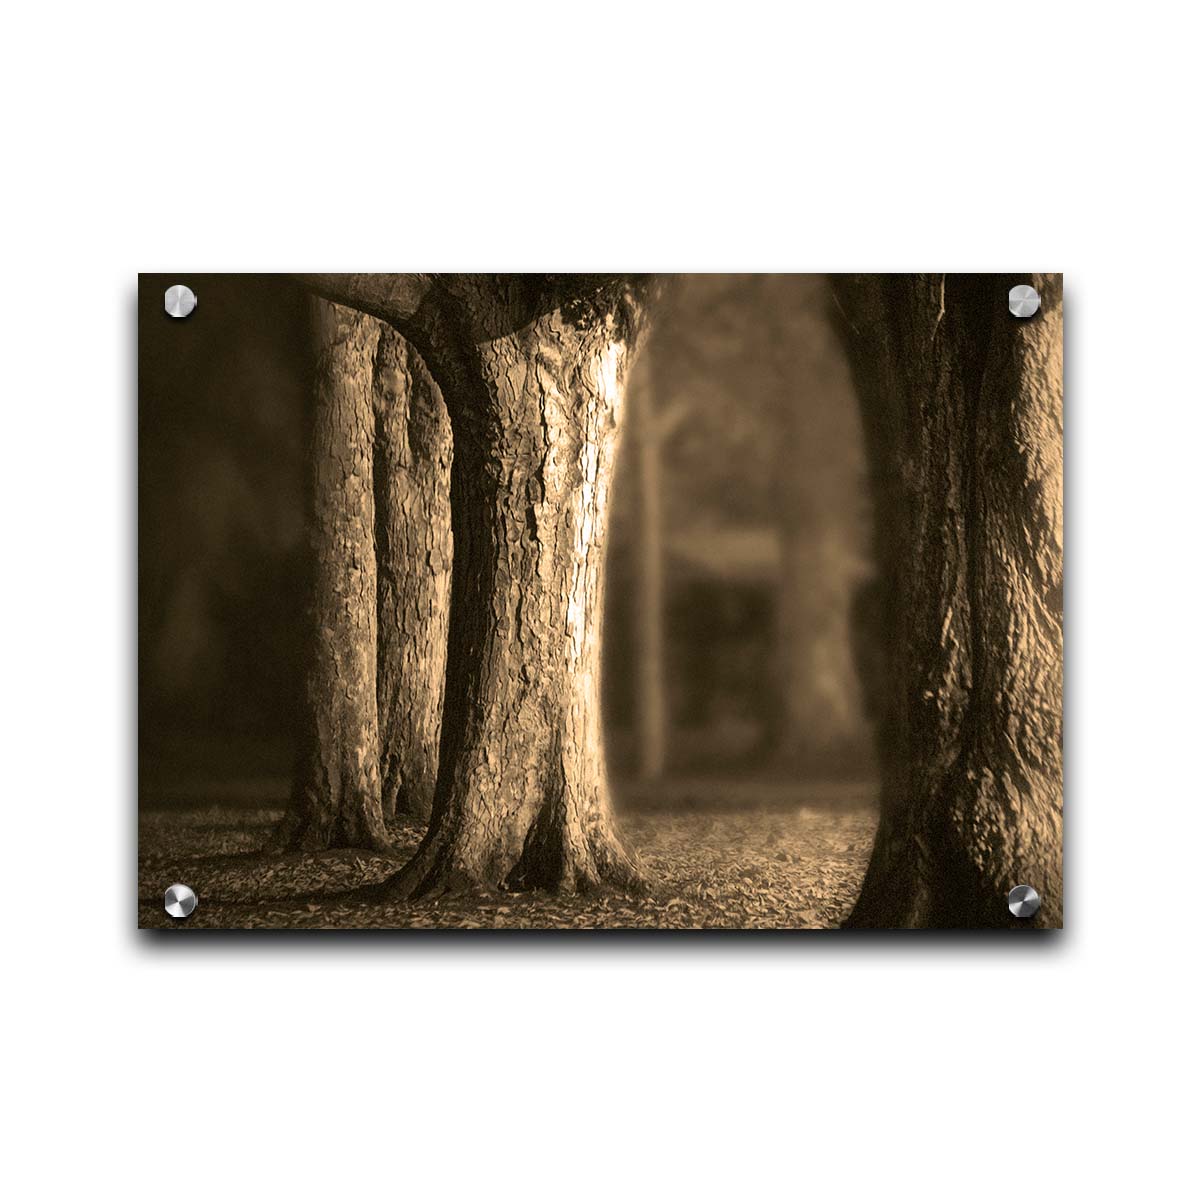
[605,275,875,780]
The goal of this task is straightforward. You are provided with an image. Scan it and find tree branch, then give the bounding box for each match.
[294,273,433,328]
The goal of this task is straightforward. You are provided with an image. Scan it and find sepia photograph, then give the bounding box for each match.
[16,6,1200,1196]
[138,273,1063,930]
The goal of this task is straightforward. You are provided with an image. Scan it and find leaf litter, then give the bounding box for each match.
[138,805,877,931]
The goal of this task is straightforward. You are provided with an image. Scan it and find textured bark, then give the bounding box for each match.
[272,300,391,852]
[373,330,452,822]
[311,275,661,897]
[834,273,1063,928]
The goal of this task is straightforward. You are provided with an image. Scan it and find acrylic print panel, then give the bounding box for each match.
[138,273,1063,931]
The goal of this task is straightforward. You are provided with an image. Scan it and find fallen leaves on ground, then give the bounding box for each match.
[138,805,877,931]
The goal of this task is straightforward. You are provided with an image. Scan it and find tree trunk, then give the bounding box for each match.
[372,328,453,822]
[772,385,868,766]
[775,532,862,760]
[834,273,1063,928]
[351,276,659,898]
[631,359,668,780]
[271,299,391,852]
[762,275,869,769]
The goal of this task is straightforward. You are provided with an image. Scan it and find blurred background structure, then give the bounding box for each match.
[139,275,879,810]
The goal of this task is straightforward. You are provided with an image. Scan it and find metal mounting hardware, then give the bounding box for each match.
[164,284,197,319]
[1008,284,1040,318]
[164,883,197,919]
[1007,884,1041,918]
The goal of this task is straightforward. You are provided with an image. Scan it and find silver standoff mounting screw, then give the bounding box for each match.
[1008,284,1040,318]
[164,883,198,919]
[164,284,198,319]
[1007,884,1041,919]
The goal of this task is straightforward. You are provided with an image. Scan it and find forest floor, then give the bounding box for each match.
[138,804,877,931]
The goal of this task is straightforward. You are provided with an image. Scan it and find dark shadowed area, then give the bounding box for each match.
[140,276,312,799]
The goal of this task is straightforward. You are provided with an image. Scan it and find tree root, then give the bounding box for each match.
[365,824,649,903]
[264,806,395,856]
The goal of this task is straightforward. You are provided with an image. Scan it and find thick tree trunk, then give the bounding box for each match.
[372,329,452,822]
[834,273,1063,928]
[272,300,391,852]
[353,276,659,898]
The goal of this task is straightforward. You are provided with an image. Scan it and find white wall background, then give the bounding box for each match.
[3,3,1195,1196]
